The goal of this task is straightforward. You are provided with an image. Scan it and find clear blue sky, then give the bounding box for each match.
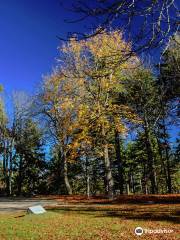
[0,0,82,95]
[0,0,177,95]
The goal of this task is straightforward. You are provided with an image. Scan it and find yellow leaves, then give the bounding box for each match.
[42,28,146,164]
[61,98,74,111]
[100,77,110,90]
[60,29,135,87]
[62,36,84,55]
[85,30,131,60]
[78,104,89,118]
[115,122,127,135]
[113,115,127,135]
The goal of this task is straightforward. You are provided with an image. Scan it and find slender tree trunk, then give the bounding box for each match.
[9,152,12,196]
[63,152,72,195]
[87,175,90,198]
[166,153,172,194]
[162,122,172,194]
[3,140,7,192]
[8,139,14,196]
[142,160,150,194]
[126,182,130,195]
[102,124,114,198]
[103,174,108,195]
[85,157,90,198]
[157,136,169,192]
[145,185,148,194]
[104,142,114,198]
[3,140,10,195]
[144,127,157,194]
[142,175,148,194]
[114,130,124,194]
[5,141,10,195]
[18,154,23,196]
[139,178,143,193]
[131,172,135,194]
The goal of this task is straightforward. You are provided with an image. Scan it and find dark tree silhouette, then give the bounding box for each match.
[63,0,179,54]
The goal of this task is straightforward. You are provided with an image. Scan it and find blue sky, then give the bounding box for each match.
[0,0,81,95]
[0,0,177,95]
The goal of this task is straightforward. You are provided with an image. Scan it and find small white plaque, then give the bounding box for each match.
[27,205,46,214]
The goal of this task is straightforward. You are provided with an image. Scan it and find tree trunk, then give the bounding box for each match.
[5,141,10,195]
[131,172,135,194]
[126,182,130,195]
[114,130,124,194]
[9,152,12,196]
[85,157,90,198]
[162,123,172,194]
[157,136,169,192]
[3,140,8,193]
[104,142,114,198]
[139,178,143,193]
[63,152,72,195]
[87,175,90,198]
[101,121,114,198]
[8,139,14,196]
[144,127,157,194]
[18,154,23,196]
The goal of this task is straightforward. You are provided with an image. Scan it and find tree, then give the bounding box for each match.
[42,30,141,197]
[0,85,7,138]
[14,119,46,195]
[156,33,180,193]
[38,72,81,194]
[124,68,161,193]
[0,91,46,196]
[159,33,180,101]
[64,0,178,54]
[0,86,8,194]
[8,91,33,195]
[0,86,11,195]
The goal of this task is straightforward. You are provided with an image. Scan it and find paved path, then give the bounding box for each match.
[0,198,115,213]
[0,198,60,213]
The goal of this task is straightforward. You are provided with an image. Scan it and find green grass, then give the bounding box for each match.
[0,204,179,240]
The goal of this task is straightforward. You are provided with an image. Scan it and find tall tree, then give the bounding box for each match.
[14,119,46,195]
[42,30,140,197]
[124,68,161,193]
[156,33,180,193]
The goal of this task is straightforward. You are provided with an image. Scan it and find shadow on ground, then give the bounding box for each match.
[47,203,180,224]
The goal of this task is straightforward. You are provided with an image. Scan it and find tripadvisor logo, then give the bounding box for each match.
[135,226,174,236]
[135,227,143,236]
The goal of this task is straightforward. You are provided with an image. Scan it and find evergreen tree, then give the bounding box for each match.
[14,119,46,195]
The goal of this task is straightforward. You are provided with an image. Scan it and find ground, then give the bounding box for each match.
[0,195,179,240]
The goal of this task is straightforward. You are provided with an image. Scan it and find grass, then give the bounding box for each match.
[0,202,179,240]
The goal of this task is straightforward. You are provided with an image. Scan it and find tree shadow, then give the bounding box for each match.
[48,203,180,224]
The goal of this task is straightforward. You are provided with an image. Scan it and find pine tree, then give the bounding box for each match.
[14,119,46,195]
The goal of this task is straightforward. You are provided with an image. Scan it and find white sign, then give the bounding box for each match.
[27,205,46,214]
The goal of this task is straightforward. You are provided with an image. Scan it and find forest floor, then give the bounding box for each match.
[0,194,179,240]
